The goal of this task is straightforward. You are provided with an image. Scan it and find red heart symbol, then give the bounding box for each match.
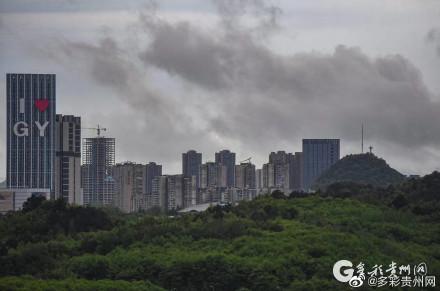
[35,99,49,112]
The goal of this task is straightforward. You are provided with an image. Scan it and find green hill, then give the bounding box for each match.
[314,153,406,190]
[0,182,439,291]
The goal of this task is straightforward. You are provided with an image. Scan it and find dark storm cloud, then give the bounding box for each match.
[138,8,440,149]
[41,37,164,109]
[426,28,440,56]
[33,0,440,172]
[38,34,204,134]
[139,0,282,90]
[35,31,214,166]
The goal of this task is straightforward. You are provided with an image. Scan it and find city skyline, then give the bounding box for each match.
[1,0,440,179]
[0,2,438,290]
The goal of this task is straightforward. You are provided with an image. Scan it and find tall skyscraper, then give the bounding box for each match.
[167,174,184,210]
[262,151,294,191]
[145,162,162,194]
[6,73,56,204]
[54,114,82,204]
[200,162,227,189]
[150,175,196,211]
[255,168,263,190]
[183,176,197,208]
[82,137,115,206]
[145,162,162,208]
[182,150,202,187]
[262,163,275,189]
[113,162,145,213]
[302,139,340,190]
[292,152,303,191]
[235,162,256,189]
[152,175,168,211]
[269,151,294,189]
[215,149,236,187]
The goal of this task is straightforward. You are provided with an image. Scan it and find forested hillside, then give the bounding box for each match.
[314,153,407,190]
[0,174,439,291]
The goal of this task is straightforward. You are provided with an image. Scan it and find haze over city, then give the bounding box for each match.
[1,0,440,179]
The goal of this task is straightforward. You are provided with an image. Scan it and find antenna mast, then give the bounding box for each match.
[361,123,364,153]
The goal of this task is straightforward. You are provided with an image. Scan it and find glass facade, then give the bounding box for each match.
[302,139,340,190]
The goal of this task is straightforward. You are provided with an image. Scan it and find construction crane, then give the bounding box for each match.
[240,157,252,164]
[82,125,107,137]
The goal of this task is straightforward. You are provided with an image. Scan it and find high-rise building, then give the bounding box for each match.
[262,163,274,189]
[227,188,257,203]
[167,174,184,210]
[54,114,82,204]
[256,168,263,190]
[150,175,196,211]
[262,151,295,191]
[182,150,202,187]
[151,175,168,211]
[269,151,294,189]
[200,162,227,189]
[6,74,56,203]
[235,163,256,189]
[82,137,115,206]
[292,152,303,191]
[302,139,340,190]
[144,162,162,208]
[113,162,145,213]
[215,150,236,187]
[145,162,162,194]
[183,176,197,208]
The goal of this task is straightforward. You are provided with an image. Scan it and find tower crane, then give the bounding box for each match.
[240,157,252,164]
[82,125,107,137]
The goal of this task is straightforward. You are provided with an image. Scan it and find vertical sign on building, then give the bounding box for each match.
[6,73,56,197]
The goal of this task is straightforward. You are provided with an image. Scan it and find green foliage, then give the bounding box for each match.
[0,198,115,250]
[68,255,110,279]
[0,178,439,290]
[320,171,440,221]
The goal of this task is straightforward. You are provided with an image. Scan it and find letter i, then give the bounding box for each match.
[19,98,25,114]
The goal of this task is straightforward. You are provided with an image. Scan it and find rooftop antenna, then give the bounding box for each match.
[361,123,364,153]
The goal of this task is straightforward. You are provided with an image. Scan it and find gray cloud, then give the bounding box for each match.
[0,0,146,13]
[17,0,440,175]
[212,0,282,33]
[35,30,217,169]
[426,28,440,56]
[138,11,440,151]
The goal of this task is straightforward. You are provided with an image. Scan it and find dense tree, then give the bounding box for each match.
[22,195,46,212]
[0,173,439,290]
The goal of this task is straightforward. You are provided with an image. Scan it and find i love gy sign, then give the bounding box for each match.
[13,98,50,137]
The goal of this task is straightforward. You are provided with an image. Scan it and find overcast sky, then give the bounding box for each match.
[1,0,440,179]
